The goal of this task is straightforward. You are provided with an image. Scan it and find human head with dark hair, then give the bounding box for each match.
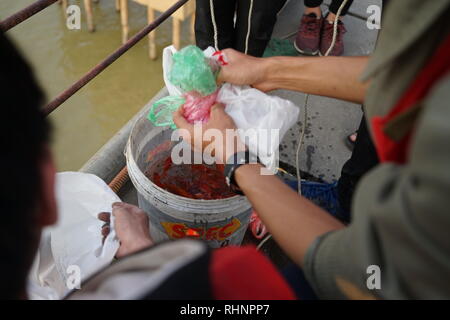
[0,32,57,299]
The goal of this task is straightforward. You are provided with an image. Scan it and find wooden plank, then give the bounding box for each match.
[120,0,129,44]
[83,0,95,32]
[60,0,68,18]
[190,13,195,44]
[173,17,181,49]
[147,6,157,59]
[133,0,194,20]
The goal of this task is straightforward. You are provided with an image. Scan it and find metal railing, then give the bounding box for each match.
[1,0,190,116]
[0,0,58,32]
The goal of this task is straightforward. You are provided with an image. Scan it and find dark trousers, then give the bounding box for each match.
[337,116,379,221]
[282,264,318,300]
[195,0,287,57]
[304,0,354,16]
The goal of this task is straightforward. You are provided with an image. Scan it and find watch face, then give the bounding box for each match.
[224,151,259,196]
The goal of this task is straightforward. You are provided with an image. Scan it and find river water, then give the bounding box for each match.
[1,0,191,170]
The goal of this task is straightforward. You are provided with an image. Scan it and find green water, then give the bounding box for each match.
[1,0,192,171]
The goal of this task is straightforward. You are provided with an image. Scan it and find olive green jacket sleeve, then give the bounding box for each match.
[303,76,450,299]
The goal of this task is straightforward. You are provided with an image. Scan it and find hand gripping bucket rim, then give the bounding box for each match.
[125,115,252,248]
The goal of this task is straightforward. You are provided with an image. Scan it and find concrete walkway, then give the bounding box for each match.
[271,0,382,182]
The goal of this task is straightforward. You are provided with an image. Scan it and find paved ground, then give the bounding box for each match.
[271,0,381,182]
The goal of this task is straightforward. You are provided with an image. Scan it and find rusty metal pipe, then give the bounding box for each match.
[43,0,189,116]
[0,0,59,32]
[108,166,129,194]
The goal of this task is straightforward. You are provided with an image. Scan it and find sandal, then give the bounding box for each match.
[345,131,358,151]
[249,211,268,240]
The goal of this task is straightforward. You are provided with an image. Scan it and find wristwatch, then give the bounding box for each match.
[224,151,261,195]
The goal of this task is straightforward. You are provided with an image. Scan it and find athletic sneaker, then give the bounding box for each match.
[320,19,347,56]
[294,13,323,55]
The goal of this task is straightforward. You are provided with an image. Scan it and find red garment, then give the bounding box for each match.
[210,246,296,300]
[372,34,450,164]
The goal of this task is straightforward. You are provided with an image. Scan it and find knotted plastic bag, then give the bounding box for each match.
[182,90,219,123]
[148,96,186,129]
[149,45,300,171]
[148,45,220,128]
[169,45,217,96]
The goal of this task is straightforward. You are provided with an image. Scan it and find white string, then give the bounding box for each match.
[244,0,254,54]
[277,0,291,17]
[296,93,309,195]
[324,0,349,57]
[256,234,272,251]
[209,0,219,50]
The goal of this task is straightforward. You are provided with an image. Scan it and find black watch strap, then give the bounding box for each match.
[224,151,261,195]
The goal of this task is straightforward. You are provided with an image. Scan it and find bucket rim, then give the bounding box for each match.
[126,133,250,206]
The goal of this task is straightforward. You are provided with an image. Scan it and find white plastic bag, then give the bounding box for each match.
[163,45,183,96]
[28,172,120,299]
[162,45,300,171]
[218,83,299,170]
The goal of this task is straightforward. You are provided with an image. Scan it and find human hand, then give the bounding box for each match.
[173,103,247,164]
[98,202,153,258]
[217,48,276,92]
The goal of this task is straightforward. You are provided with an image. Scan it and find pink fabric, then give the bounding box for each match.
[182,90,219,124]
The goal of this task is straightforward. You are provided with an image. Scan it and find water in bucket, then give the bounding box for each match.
[126,121,252,248]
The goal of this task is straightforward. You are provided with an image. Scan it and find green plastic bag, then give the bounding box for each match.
[263,38,299,58]
[168,45,217,96]
[147,96,186,129]
[148,45,219,128]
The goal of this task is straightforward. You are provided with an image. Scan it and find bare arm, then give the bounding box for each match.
[173,105,345,266]
[235,164,344,265]
[218,49,370,104]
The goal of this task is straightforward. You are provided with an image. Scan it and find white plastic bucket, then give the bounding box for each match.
[126,114,252,248]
